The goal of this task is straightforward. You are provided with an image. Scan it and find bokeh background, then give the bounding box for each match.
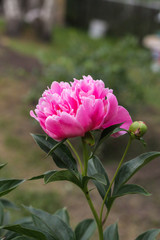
[0,0,160,239]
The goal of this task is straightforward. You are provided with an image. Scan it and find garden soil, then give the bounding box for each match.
[0,43,160,240]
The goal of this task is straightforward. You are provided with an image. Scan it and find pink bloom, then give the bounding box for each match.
[30,75,132,141]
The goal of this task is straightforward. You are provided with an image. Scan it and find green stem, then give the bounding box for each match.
[66,139,84,174]
[82,138,89,176]
[82,138,103,239]
[84,186,104,240]
[100,136,132,224]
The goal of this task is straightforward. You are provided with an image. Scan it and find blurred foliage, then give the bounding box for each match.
[5,27,160,114]
[7,189,62,222]
[0,17,6,32]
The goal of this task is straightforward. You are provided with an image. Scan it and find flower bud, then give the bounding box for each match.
[83,131,95,146]
[129,121,147,139]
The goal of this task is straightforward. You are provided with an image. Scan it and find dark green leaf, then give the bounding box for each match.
[3,218,32,240]
[54,208,70,225]
[31,214,57,238]
[103,222,119,240]
[24,206,75,240]
[113,184,150,197]
[75,219,96,240]
[14,217,33,225]
[107,184,150,211]
[100,124,123,142]
[0,201,4,225]
[135,229,160,240]
[12,237,33,240]
[93,124,123,154]
[0,179,25,197]
[3,231,19,240]
[29,174,45,181]
[44,170,82,188]
[44,139,66,159]
[88,156,111,207]
[31,134,77,172]
[114,151,160,193]
[82,174,107,189]
[0,163,7,170]
[0,207,10,236]
[0,199,18,209]
[4,224,54,240]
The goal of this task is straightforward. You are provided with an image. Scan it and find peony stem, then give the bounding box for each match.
[82,138,89,176]
[66,139,84,174]
[82,137,104,240]
[99,136,132,225]
[83,185,104,240]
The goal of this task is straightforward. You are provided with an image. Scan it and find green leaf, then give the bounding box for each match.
[44,170,82,188]
[0,206,10,236]
[32,214,74,240]
[0,179,25,197]
[54,208,70,226]
[24,206,75,240]
[32,215,74,240]
[75,219,96,240]
[3,218,32,240]
[88,156,111,206]
[93,123,123,154]
[135,229,160,240]
[0,201,4,225]
[31,214,57,238]
[0,203,5,236]
[12,237,33,240]
[0,163,7,170]
[3,231,20,240]
[4,224,53,240]
[82,174,107,189]
[113,184,151,197]
[100,124,124,142]
[14,217,33,225]
[44,139,66,159]
[31,134,77,172]
[0,199,18,209]
[103,222,119,240]
[29,173,46,181]
[114,151,160,193]
[107,184,151,211]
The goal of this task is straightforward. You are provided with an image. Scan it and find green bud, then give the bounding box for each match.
[83,131,95,146]
[129,121,147,139]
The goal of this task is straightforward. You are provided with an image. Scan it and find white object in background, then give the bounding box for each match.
[88,19,108,39]
[155,12,160,23]
[143,34,160,72]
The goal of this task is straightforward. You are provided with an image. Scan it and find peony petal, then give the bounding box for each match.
[51,82,62,95]
[76,104,92,132]
[103,106,132,137]
[89,99,105,129]
[103,93,118,127]
[76,98,105,131]
[30,110,39,121]
[45,113,84,141]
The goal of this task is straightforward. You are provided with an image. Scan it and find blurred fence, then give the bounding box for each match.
[66,0,160,38]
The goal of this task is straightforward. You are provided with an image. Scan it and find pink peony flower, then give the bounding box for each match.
[30,75,132,141]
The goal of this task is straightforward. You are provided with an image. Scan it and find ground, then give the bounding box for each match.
[0,43,160,240]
